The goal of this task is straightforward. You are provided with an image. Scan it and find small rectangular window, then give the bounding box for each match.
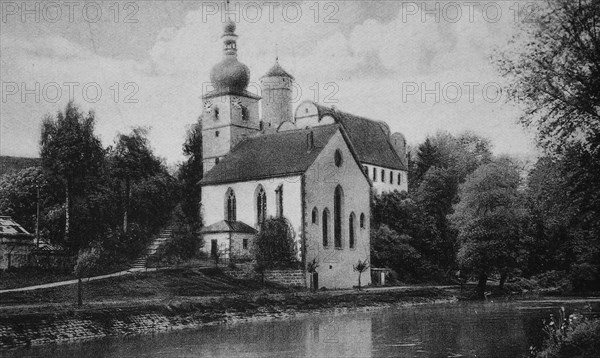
[243,239,248,250]
[373,168,377,182]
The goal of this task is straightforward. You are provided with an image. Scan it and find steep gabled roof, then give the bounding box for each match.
[262,61,295,80]
[201,125,340,185]
[312,103,407,171]
[200,220,257,234]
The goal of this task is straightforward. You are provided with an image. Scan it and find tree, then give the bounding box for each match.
[253,217,297,272]
[451,157,528,298]
[109,127,162,232]
[40,102,104,249]
[353,258,370,290]
[179,118,203,221]
[496,0,600,154]
[370,224,427,282]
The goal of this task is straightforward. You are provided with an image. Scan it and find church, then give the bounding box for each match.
[199,18,408,289]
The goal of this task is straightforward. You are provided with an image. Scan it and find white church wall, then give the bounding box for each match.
[363,164,408,194]
[201,175,303,241]
[304,129,371,289]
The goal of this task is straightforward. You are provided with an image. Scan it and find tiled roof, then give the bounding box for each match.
[313,104,407,170]
[200,220,257,234]
[201,125,340,185]
[0,216,32,236]
[262,61,294,79]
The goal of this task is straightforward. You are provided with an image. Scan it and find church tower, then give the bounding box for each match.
[260,58,294,133]
[201,17,261,174]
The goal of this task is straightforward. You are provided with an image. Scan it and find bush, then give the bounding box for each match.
[535,307,600,358]
[253,217,298,271]
[150,206,203,266]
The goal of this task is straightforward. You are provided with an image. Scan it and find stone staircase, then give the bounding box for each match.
[129,226,174,271]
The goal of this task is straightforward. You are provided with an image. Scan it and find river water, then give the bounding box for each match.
[5,298,599,358]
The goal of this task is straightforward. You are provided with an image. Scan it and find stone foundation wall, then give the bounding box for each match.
[263,270,305,287]
[0,307,207,349]
[225,268,305,287]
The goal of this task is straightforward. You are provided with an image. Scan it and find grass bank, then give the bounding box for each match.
[0,268,455,348]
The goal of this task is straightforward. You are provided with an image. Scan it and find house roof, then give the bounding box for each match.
[312,103,407,170]
[0,216,32,237]
[200,220,257,234]
[201,125,340,185]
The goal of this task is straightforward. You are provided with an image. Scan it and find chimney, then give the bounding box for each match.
[306,131,314,151]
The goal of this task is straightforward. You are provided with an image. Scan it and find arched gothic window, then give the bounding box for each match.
[398,173,402,185]
[360,213,365,229]
[381,169,385,183]
[334,185,343,249]
[390,171,393,183]
[312,207,318,224]
[322,208,330,247]
[225,188,236,222]
[255,185,267,226]
[349,212,356,249]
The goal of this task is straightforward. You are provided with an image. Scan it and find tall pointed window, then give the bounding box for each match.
[349,212,356,249]
[390,171,393,184]
[398,172,402,185]
[275,184,283,217]
[312,207,318,224]
[334,185,343,249]
[255,185,267,226]
[225,188,236,222]
[322,208,330,247]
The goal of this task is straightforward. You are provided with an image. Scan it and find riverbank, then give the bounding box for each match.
[0,285,454,349]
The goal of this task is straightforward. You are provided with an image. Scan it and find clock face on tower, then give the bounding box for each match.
[203,100,213,111]
[231,97,242,109]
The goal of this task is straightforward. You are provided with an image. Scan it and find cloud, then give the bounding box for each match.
[1,1,534,163]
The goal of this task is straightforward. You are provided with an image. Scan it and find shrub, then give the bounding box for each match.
[253,217,298,271]
[535,307,600,358]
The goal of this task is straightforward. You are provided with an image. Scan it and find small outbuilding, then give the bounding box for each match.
[0,216,35,269]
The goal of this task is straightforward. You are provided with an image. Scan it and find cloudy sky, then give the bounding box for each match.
[0,0,538,164]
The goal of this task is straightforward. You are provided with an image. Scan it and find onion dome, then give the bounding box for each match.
[262,58,294,80]
[208,18,250,92]
[210,57,250,91]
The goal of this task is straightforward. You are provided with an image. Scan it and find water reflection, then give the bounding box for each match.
[5,299,598,358]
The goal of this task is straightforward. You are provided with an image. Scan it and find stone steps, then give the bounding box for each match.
[129,226,174,270]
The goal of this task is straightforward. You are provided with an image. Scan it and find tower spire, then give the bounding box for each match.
[221,1,238,58]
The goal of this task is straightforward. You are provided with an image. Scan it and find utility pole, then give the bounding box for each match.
[36,184,40,248]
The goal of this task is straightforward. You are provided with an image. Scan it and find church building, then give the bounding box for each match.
[199,18,407,289]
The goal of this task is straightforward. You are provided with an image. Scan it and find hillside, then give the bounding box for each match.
[0,156,40,176]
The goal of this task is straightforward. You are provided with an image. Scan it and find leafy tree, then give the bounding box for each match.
[109,127,162,232]
[179,118,203,221]
[253,217,297,272]
[0,167,55,233]
[370,224,427,282]
[496,0,600,154]
[451,157,528,298]
[40,102,104,248]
